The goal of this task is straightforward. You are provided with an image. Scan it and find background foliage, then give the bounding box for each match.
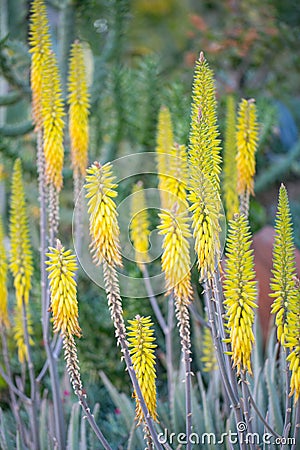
[0,0,300,447]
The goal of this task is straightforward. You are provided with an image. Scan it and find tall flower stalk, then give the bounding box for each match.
[9,159,39,449]
[223,96,239,220]
[188,53,246,445]
[236,98,258,217]
[130,181,151,267]
[223,214,257,375]
[270,185,297,346]
[0,217,9,329]
[47,241,112,450]
[158,204,193,449]
[85,162,163,450]
[29,1,65,447]
[68,40,90,256]
[270,185,298,437]
[188,51,222,281]
[156,105,174,209]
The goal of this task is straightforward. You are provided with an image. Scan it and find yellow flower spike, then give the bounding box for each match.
[0,217,9,328]
[189,171,221,281]
[85,162,122,267]
[286,279,300,402]
[41,51,65,191]
[46,240,81,337]
[29,0,52,127]
[13,305,34,364]
[188,52,222,280]
[130,182,150,267]
[270,185,297,346]
[223,96,239,220]
[156,106,174,209]
[201,320,217,373]
[158,207,193,303]
[165,143,189,212]
[223,214,257,375]
[127,315,158,425]
[188,51,221,190]
[9,159,33,308]
[68,41,90,177]
[236,98,258,198]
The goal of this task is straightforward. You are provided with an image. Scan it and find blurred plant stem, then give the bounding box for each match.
[141,264,175,412]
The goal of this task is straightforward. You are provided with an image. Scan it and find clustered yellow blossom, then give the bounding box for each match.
[270,185,297,346]
[156,106,174,209]
[0,217,9,328]
[9,159,33,307]
[130,182,150,266]
[29,0,65,192]
[41,51,65,191]
[286,279,300,403]
[236,98,258,197]
[127,316,158,425]
[29,0,52,126]
[188,52,222,279]
[9,160,33,363]
[46,241,81,337]
[68,41,90,177]
[165,143,189,212]
[85,162,122,267]
[188,51,221,189]
[158,208,193,303]
[223,96,239,220]
[201,321,217,373]
[13,307,34,364]
[189,172,221,280]
[223,214,257,375]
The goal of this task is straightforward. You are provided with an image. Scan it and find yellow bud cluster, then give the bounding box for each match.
[41,52,65,191]
[9,159,33,307]
[165,143,189,212]
[68,41,90,177]
[223,96,239,220]
[223,214,257,375]
[236,98,258,197]
[29,0,52,126]
[286,280,300,403]
[85,162,122,267]
[127,316,158,425]
[270,185,297,346]
[158,209,193,303]
[13,306,34,364]
[201,322,217,373]
[0,217,9,328]
[188,51,221,190]
[46,241,81,337]
[130,182,150,266]
[189,172,221,281]
[156,106,174,209]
